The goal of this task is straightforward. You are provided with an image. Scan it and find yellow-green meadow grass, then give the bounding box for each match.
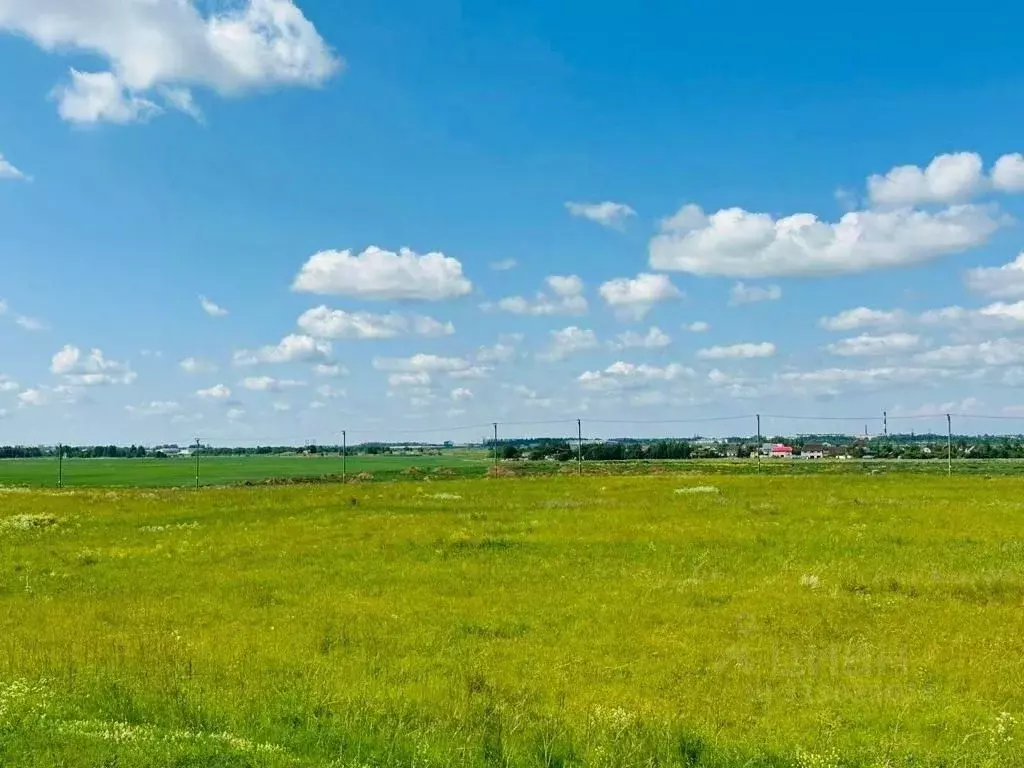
[1,474,1023,766]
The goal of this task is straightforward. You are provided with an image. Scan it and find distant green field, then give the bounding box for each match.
[3,453,1024,488]
[0,451,490,488]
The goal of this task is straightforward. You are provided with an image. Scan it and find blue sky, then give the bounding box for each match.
[3,0,1024,445]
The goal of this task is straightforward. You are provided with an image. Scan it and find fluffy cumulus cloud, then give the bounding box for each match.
[314,363,346,378]
[612,327,671,350]
[292,247,472,301]
[914,338,1024,368]
[867,152,985,207]
[50,344,136,385]
[0,0,341,124]
[684,321,710,332]
[578,361,694,391]
[240,376,305,392]
[696,342,776,360]
[233,334,331,365]
[196,384,231,400]
[0,375,18,392]
[867,151,1024,206]
[819,307,906,331]
[538,326,599,361]
[297,306,453,339]
[179,357,217,374]
[199,295,229,317]
[488,275,588,316]
[918,300,1024,330]
[964,253,1024,299]
[0,152,27,180]
[729,282,782,305]
[992,154,1024,193]
[564,201,637,229]
[599,273,681,320]
[649,203,1002,278]
[450,387,474,402]
[777,366,940,396]
[825,333,922,357]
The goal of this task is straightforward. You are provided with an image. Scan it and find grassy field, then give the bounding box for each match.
[2,474,1023,766]
[0,451,491,488]
[3,453,1024,489]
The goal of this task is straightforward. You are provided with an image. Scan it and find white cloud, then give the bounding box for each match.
[477,341,517,363]
[388,371,431,388]
[867,152,985,207]
[233,334,331,365]
[373,354,471,373]
[507,384,552,408]
[777,366,940,395]
[914,338,1024,368]
[308,400,325,410]
[126,401,180,416]
[489,258,518,271]
[599,273,682,320]
[412,315,455,337]
[0,153,27,180]
[612,326,671,350]
[728,282,782,305]
[50,344,136,385]
[696,342,776,360]
[199,295,229,317]
[240,376,305,392]
[450,387,474,402]
[649,203,1002,278]
[197,384,231,400]
[226,407,245,421]
[489,274,588,316]
[919,300,1024,330]
[14,316,45,331]
[538,326,599,362]
[0,300,46,331]
[992,153,1024,193]
[272,401,291,412]
[0,0,341,124]
[179,357,217,374]
[17,388,47,407]
[297,306,407,339]
[292,247,472,301]
[684,321,710,333]
[825,333,922,357]
[314,363,347,377]
[55,70,162,124]
[578,361,694,391]
[565,201,637,229]
[964,252,1024,299]
[819,307,906,331]
[0,375,18,392]
[449,365,492,380]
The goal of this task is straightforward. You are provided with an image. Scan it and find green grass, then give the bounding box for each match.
[4,453,1024,489]
[2,474,1023,766]
[0,451,490,488]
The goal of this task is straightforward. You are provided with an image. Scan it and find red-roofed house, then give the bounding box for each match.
[770,444,793,458]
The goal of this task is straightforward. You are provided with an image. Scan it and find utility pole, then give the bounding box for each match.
[194,437,201,489]
[57,443,63,489]
[492,422,498,469]
[577,418,583,476]
[883,410,888,438]
[341,430,347,484]
[947,413,952,477]
[756,414,762,474]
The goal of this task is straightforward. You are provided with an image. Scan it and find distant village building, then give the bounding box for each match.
[802,443,825,459]
[769,444,793,458]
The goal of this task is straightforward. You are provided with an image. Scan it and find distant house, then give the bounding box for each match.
[802,443,825,460]
[770,444,793,458]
